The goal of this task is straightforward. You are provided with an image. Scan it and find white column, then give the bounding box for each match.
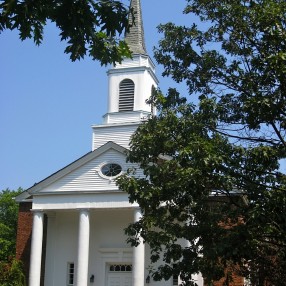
[192,273,204,286]
[132,208,145,286]
[29,210,44,286]
[75,209,90,286]
[44,213,57,286]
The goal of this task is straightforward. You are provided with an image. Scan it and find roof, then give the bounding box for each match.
[125,0,147,55]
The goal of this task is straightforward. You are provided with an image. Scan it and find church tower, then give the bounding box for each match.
[16,2,163,286]
[92,0,158,150]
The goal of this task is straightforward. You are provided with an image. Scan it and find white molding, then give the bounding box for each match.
[108,66,159,84]
[32,192,139,210]
[99,248,132,254]
[99,248,133,286]
[92,120,141,128]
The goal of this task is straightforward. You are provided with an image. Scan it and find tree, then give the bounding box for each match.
[0,189,26,285]
[0,0,131,64]
[117,0,286,285]
[0,188,23,261]
[0,257,26,286]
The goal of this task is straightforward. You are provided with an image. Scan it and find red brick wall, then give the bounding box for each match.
[212,274,244,286]
[16,203,48,286]
[15,202,33,284]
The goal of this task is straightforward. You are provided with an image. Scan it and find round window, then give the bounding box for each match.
[101,163,122,177]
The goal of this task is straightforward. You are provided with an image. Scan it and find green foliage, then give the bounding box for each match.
[0,0,132,64]
[117,1,286,285]
[0,188,23,262]
[0,257,26,286]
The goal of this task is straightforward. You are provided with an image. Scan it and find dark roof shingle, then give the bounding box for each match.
[125,0,147,55]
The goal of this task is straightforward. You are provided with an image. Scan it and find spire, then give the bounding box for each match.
[125,0,147,55]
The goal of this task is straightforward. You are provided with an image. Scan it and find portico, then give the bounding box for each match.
[29,205,145,286]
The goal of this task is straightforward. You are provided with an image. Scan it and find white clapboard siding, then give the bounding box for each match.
[92,124,139,150]
[105,113,141,124]
[103,111,150,124]
[42,149,143,193]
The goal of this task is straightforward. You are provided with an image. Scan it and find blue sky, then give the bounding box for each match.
[0,0,191,190]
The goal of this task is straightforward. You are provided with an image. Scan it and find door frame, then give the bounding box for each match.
[98,248,133,286]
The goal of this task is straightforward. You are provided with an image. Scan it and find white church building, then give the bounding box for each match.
[15,1,206,286]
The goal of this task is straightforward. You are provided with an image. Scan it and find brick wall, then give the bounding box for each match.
[212,274,244,286]
[15,202,33,284]
[15,203,48,286]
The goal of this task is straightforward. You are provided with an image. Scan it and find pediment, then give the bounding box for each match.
[19,142,139,198]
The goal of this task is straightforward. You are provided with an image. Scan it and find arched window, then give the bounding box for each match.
[119,79,134,112]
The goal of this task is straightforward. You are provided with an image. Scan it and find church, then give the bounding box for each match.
[15,1,244,286]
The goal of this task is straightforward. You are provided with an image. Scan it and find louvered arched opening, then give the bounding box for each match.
[119,79,135,112]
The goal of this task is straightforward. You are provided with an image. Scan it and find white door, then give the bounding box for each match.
[107,273,132,286]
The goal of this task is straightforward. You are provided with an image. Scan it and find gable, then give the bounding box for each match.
[17,142,143,199]
[42,148,130,193]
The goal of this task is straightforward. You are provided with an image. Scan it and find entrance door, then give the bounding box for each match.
[107,273,132,286]
[107,264,132,286]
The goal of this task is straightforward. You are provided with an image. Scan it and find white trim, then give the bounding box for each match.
[108,66,159,85]
[99,248,133,254]
[32,192,139,210]
[99,248,133,286]
[92,120,142,128]
[97,161,123,180]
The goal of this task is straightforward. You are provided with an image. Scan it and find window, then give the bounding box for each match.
[109,264,132,272]
[173,275,179,286]
[119,79,134,111]
[67,263,74,286]
[101,163,122,177]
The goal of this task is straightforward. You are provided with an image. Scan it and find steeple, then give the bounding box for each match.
[92,0,159,151]
[125,0,147,55]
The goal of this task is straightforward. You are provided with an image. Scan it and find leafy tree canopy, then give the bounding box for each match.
[0,188,23,262]
[0,0,131,64]
[0,257,26,286]
[117,0,286,285]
